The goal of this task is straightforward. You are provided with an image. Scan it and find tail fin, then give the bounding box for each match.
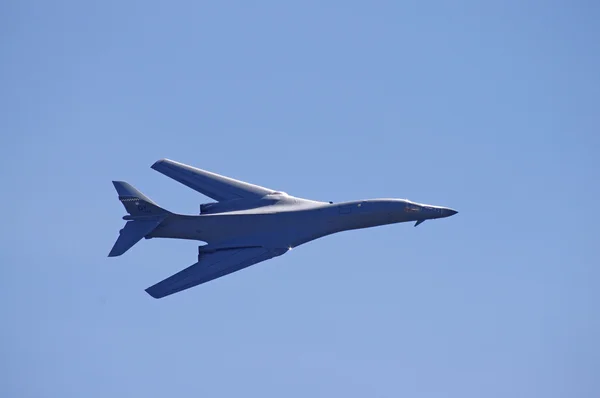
[108,181,170,257]
[113,181,168,217]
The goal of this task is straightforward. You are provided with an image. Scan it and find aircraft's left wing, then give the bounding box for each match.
[145,247,287,299]
[151,159,276,201]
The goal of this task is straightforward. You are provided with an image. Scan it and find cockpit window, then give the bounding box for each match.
[404,204,421,213]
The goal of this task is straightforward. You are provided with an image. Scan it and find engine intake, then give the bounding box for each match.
[200,201,223,214]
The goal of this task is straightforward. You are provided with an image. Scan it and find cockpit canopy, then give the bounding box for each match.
[404,203,421,213]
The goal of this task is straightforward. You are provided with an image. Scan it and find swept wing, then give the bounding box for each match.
[145,247,287,299]
[151,158,275,201]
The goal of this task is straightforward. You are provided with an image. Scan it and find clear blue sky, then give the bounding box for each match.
[2,1,598,397]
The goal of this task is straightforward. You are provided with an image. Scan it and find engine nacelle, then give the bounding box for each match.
[199,202,219,214]
[200,192,291,214]
[200,201,248,214]
[199,198,269,214]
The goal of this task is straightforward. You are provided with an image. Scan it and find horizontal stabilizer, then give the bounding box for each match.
[108,218,165,257]
[109,181,170,257]
[146,247,287,298]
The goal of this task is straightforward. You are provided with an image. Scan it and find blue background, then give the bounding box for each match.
[2,1,598,397]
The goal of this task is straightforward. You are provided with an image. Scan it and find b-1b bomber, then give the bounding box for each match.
[109,159,458,299]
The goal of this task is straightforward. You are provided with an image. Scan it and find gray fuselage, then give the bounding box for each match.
[148,195,456,251]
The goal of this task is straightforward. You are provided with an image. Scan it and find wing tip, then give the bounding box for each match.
[108,242,125,257]
[151,158,177,170]
[145,288,161,299]
[145,285,168,299]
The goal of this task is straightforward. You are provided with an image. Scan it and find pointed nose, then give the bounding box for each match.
[441,208,458,217]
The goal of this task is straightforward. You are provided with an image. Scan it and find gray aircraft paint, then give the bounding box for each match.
[109,159,458,299]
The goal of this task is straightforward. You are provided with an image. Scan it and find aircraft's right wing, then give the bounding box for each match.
[145,246,287,299]
[151,159,276,201]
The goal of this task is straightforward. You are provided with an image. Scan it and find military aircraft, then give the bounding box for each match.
[109,159,458,299]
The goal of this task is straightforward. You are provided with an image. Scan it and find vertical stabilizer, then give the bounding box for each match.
[109,181,170,257]
[112,181,168,217]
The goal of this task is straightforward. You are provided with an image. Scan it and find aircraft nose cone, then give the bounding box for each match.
[442,208,458,217]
